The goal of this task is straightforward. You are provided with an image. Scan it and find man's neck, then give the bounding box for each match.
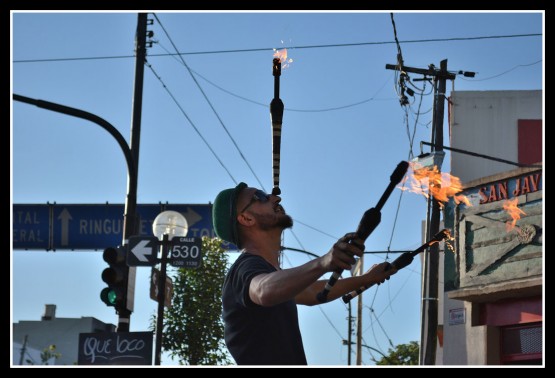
[241,239,281,269]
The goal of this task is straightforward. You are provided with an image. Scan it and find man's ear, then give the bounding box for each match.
[237,212,255,227]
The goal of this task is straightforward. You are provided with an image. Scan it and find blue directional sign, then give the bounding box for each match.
[53,204,125,250]
[13,204,50,250]
[12,203,215,251]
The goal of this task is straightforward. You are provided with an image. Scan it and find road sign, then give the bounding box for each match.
[127,236,159,266]
[12,203,214,251]
[12,204,50,250]
[150,268,172,308]
[169,237,202,268]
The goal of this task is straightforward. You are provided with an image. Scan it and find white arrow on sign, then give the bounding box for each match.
[57,208,73,246]
[184,207,202,227]
[131,240,153,262]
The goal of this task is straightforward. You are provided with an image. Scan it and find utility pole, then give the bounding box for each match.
[119,12,148,333]
[356,254,364,365]
[385,59,455,365]
[347,301,352,365]
[423,59,448,365]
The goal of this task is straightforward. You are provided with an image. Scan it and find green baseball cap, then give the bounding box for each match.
[212,182,248,247]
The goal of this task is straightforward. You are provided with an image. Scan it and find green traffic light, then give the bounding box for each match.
[107,289,117,305]
[101,246,128,313]
[100,287,116,307]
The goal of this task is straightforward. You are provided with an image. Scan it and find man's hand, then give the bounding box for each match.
[362,262,397,286]
[320,232,365,272]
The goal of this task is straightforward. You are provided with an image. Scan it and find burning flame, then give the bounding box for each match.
[399,162,471,209]
[503,198,526,231]
[442,229,456,254]
[430,229,455,254]
[273,48,293,69]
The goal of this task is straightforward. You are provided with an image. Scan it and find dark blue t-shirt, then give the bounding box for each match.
[222,252,307,365]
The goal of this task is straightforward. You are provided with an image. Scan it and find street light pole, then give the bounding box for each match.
[154,233,170,366]
[13,94,137,331]
[12,14,150,332]
[152,210,188,365]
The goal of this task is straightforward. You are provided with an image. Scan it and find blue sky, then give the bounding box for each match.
[11,11,543,366]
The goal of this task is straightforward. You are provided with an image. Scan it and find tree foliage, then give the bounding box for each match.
[376,341,419,365]
[25,344,61,365]
[160,237,231,365]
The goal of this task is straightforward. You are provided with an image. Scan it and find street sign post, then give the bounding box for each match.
[127,236,158,267]
[169,237,202,268]
[150,268,172,308]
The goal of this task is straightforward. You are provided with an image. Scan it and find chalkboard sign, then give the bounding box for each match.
[78,332,153,365]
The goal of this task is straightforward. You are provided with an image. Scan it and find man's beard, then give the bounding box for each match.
[255,212,293,231]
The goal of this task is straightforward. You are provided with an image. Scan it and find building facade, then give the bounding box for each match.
[13,304,116,365]
[440,90,543,365]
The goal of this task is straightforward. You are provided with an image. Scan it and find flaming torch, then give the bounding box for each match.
[270,55,284,196]
[342,228,452,303]
[316,161,409,303]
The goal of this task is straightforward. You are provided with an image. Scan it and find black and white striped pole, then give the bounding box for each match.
[270,57,284,196]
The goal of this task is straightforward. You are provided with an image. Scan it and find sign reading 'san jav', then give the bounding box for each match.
[78,331,152,365]
[478,172,541,204]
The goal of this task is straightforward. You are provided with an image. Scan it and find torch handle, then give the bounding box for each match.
[316,207,381,303]
[342,251,414,304]
[316,161,409,303]
[341,228,451,303]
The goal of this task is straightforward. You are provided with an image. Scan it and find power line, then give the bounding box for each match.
[13,33,541,64]
[184,64,396,113]
[280,253,345,342]
[145,62,238,184]
[459,59,542,82]
[152,13,267,191]
[318,305,346,341]
[384,84,430,260]
[292,219,339,240]
[370,306,394,348]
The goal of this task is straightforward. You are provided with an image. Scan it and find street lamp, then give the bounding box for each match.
[153,210,188,241]
[411,150,445,169]
[152,210,188,365]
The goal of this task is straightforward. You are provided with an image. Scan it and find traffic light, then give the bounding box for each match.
[100,245,128,314]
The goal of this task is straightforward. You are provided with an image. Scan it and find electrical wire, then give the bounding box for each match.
[145,62,237,184]
[153,13,267,191]
[292,219,339,240]
[175,54,396,113]
[153,20,407,355]
[280,253,346,342]
[370,307,394,348]
[13,33,541,64]
[459,59,542,82]
[390,13,404,62]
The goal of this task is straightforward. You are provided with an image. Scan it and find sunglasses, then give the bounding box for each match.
[239,189,270,213]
